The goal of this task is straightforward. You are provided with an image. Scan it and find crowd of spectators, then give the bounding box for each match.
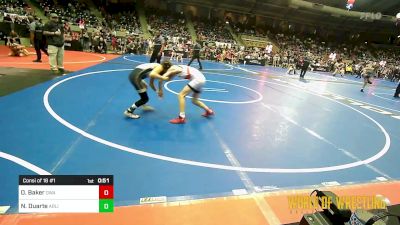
[36,0,97,27]
[147,8,190,44]
[69,1,145,54]
[194,19,234,44]
[266,32,399,81]
[213,20,400,82]
[99,1,141,36]
[1,0,30,15]
[231,19,266,37]
[1,0,33,25]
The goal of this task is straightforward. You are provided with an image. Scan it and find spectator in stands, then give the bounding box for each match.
[354,62,362,78]
[273,54,280,67]
[391,66,400,82]
[91,32,100,52]
[78,18,85,30]
[126,39,136,54]
[80,29,90,52]
[43,13,65,74]
[3,14,13,23]
[111,36,117,52]
[96,37,107,54]
[0,30,6,44]
[6,30,21,45]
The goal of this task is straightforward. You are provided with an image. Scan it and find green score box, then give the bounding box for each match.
[99,199,114,213]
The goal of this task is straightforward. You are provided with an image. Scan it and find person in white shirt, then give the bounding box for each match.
[265,44,273,54]
[329,52,336,61]
[158,65,214,124]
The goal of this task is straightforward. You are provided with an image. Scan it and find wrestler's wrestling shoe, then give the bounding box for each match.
[169,116,186,124]
[124,110,140,119]
[202,109,214,117]
[142,105,155,111]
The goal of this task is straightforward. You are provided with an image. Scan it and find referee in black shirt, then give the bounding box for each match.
[188,41,203,70]
[300,57,310,79]
[150,31,164,63]
[394,81,400,98]
[29,16,48,62]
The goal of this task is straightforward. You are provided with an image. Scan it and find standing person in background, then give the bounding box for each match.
[391,66,400,82]
[29,16,48,63]
[286,57,296,75]
[360,62,375,93]
[78,18,85,31]
[43,13,65,75]
[146,38,152,55]
[300,57,310,79]
[354,62,362,78]
[332,60,344,77]
[82,29,90,52]
[111,36,117,52]
[393,80,400,98]
[273,54,279,67]
[149,31,164,63]
[96,37,107,54]
[176,42,184,63]
[170,45,177,61]
[187,41,203,70]
[143,39,149,55]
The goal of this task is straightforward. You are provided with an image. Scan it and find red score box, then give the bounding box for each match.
[99,185,114,199]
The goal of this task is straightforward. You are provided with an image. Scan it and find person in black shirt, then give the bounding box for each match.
[300,57,310,79]
[187,41,203,70]
[149,31,164,63]
[95,37,107,54]
[0,30,6,45]
[43,13,65,74]
[29,16,48,62]
[391,67,400,82]
[394,81,400,98]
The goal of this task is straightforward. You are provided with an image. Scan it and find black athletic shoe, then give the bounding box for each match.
[394,95,399,98]
[360,89,364,92]
[33,59,42,62]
